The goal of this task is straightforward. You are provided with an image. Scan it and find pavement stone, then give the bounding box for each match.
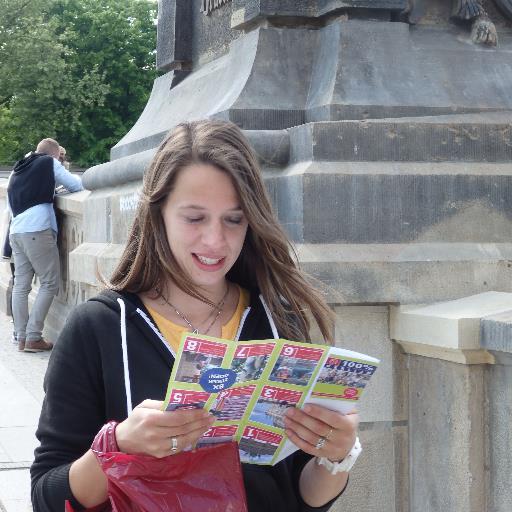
[0,309,50,512]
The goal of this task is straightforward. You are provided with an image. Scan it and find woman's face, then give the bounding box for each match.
[162,163,249,292]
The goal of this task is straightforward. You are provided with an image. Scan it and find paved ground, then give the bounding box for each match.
[0,310,50,512]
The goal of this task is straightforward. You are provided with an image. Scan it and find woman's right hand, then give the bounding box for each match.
[115,399,215,458]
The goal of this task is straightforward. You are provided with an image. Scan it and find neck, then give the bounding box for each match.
[164,280,229,311]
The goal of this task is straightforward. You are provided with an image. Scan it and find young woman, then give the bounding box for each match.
[31,120,360,512]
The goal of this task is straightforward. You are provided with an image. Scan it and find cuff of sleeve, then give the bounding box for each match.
[33,463,86,511]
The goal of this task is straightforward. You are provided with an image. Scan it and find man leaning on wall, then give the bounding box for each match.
[7,138,84,353]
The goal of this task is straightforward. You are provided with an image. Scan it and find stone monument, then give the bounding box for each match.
[1,0,511,510]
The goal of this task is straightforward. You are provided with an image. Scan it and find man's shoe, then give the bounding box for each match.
[24,339,53,352]
[17,338,26,351]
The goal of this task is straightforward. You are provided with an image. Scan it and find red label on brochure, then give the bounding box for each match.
[234,343,275,358]
[184,336,228,357]
[242,426,283,445]
[203,425,238,438]
[168,389,210,405]
[260,386,302,403]
[311,390,360,400]
[279,344,324,362]
[218,385,256,400]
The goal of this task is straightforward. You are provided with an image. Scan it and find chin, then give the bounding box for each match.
[190,272,227,290]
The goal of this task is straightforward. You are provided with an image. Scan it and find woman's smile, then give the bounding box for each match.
[192,253,226,271]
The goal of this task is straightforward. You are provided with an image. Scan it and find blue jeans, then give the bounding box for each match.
[9,229,59,341]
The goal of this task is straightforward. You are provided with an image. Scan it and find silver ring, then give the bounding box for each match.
[315,436,326,450]
[171,436,179,452]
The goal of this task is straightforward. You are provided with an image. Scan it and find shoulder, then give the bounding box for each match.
[60,290,134,336]
[54,291,142,360]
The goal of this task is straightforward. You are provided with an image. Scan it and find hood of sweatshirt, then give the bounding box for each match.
[13,152,50,175]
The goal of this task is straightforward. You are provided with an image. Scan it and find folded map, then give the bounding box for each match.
[162,333,380,465]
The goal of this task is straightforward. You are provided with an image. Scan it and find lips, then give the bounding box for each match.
[192,253,226,271]
[197,255,222,265]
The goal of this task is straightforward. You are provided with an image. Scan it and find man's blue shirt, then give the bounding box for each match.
[9,158,84,235]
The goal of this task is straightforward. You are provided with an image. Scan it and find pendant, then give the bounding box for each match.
[192,329,199,334]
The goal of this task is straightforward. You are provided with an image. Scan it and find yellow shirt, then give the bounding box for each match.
[145,286,250,354]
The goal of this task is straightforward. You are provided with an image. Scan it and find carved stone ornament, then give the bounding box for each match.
[451,0,498,46]
[494,0,512,18]
[201,0,232,16]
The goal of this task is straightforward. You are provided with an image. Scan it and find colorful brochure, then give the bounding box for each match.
[162,333,379,465]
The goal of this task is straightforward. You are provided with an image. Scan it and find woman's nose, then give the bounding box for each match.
[202,221,226,248]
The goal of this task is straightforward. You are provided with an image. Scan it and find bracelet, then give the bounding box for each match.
[91,421,120,453]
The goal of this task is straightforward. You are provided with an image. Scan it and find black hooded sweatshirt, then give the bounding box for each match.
[31,290,342,512]
[8,153,55,216]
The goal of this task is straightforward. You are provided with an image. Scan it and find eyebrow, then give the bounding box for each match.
[178,205,243,212]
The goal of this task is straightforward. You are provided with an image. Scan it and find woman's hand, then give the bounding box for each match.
[284,404,359,462]
[115,399,215,458]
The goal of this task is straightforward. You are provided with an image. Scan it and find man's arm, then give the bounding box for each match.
[53,159,84,193]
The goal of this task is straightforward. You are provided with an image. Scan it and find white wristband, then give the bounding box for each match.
[316,436,362,475]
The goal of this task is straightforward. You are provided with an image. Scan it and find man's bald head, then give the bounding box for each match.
[36,138,60,159]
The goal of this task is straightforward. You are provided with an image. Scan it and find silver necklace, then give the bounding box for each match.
[158,284,230,335]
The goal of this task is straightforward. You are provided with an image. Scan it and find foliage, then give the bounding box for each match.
[0,0,157,167]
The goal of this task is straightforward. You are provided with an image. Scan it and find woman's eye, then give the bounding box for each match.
[226,217,243,225]
[186,217,203,223]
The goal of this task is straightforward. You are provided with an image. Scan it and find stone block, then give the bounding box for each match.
[193,0,240,65]
[296,243,512,305]
[279,161,512,244]
[289,116,512,163]
[156,0,193,71]
[81,189,113,243]
[231,0,407,29]
[408,356,486,512]
[69,242,125,287]
[480,310,512,353]
[306,21,512,121]
[332,305,407,423]
[54,190,89,217]
[329,426,407,512]
[391,291,512,350]
[109,184,143,245]
[486,353,512,512]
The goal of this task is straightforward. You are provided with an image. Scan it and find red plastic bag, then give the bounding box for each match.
[95,442,247,512]
[66,423,247,512]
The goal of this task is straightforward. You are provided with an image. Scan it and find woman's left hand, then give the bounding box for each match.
[284,404,359,462]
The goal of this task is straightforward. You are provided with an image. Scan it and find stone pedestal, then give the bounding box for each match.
[392,292,512,512]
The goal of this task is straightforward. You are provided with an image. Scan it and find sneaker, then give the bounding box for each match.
[17,338,26,352]
[11,333,17,345]
[24,339,53,352]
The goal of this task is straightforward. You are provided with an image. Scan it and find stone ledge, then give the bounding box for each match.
[481,310,512,353]
[391,291,512,363]
[69,243,125,286]
[54,190,90,216]
[397,341,494,365]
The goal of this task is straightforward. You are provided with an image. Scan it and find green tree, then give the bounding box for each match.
[0,0,157,167]
[0,0,108,163]
[49,0,157,166]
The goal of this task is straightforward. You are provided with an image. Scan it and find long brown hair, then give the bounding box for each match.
[109,120,334,343]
